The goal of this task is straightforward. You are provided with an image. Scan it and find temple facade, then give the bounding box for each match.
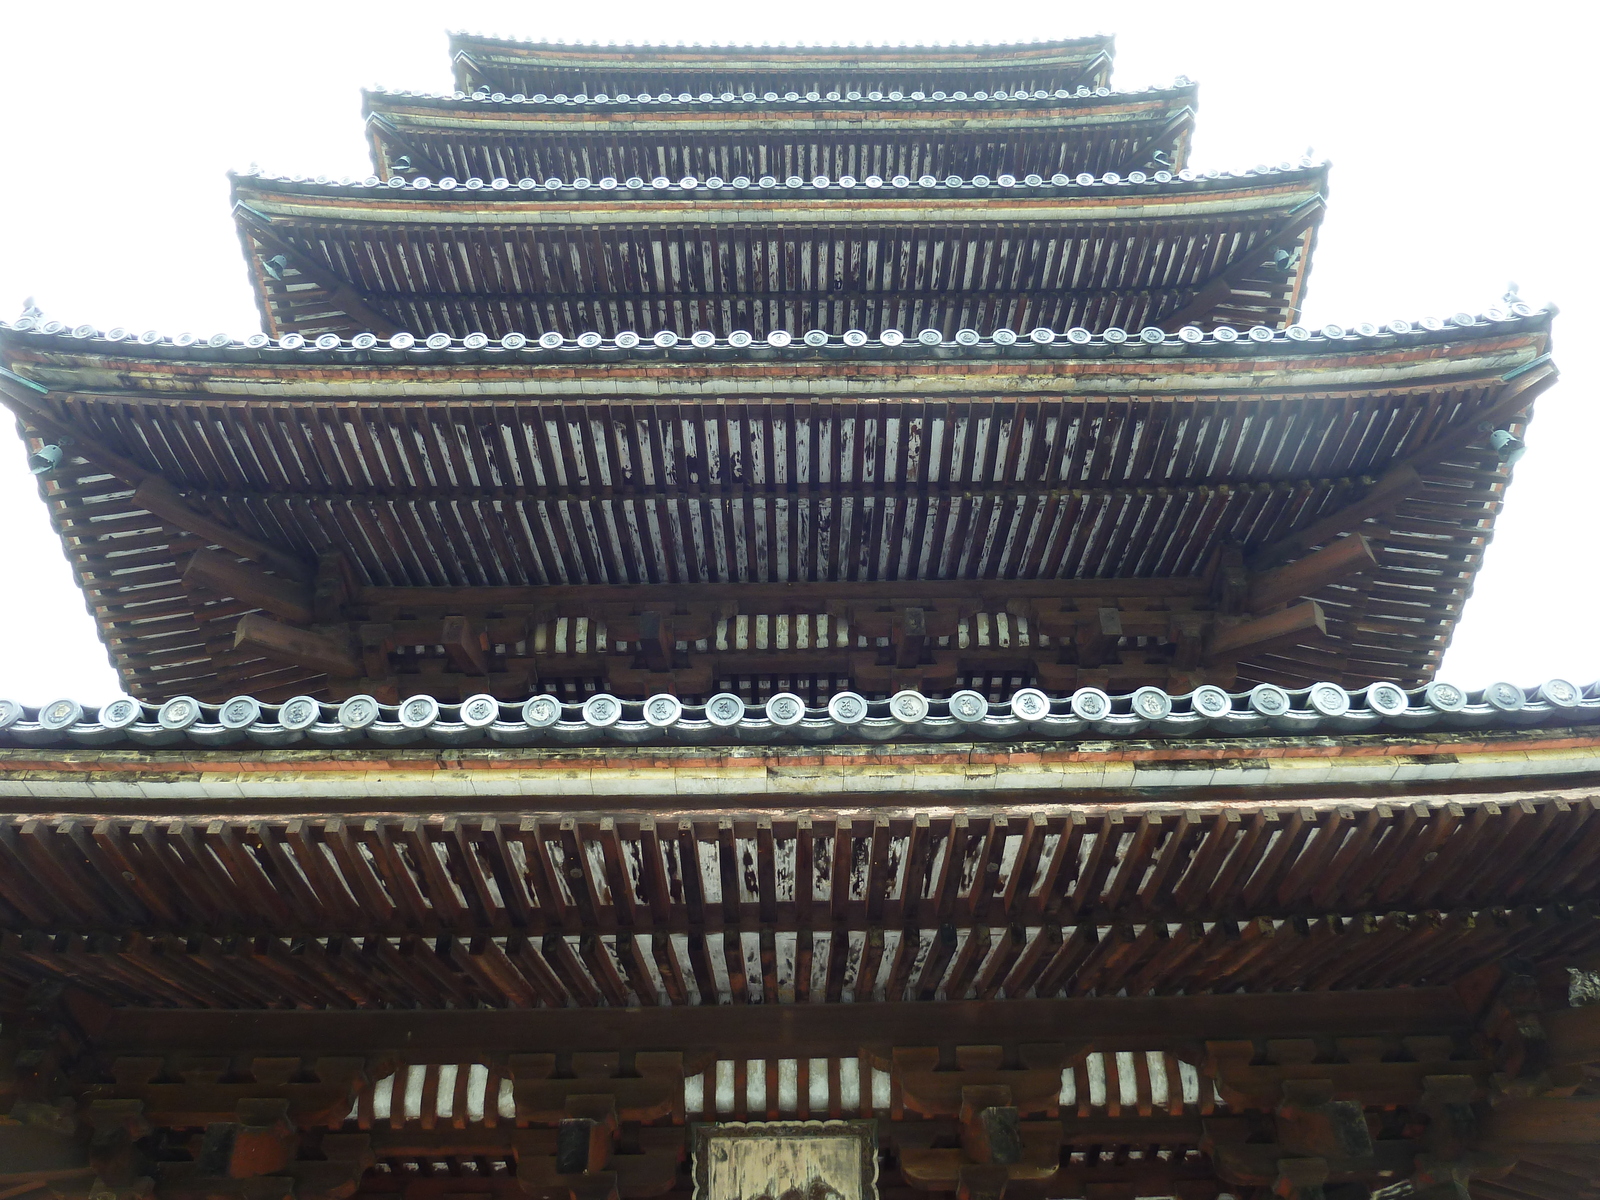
[0,32,1595,1200]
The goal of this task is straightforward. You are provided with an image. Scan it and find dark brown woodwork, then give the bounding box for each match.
[233,614,362,677]
[1154,197,1324,330]
[1204,601,1326,665]
[234,205,402,337]
[88,987,1473,1061]
[182,551,315,625]
[1250,466,1422,571]
[1247,534,1377,612]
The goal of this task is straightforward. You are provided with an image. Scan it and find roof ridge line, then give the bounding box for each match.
[229,158,1320,197]
[1,678,1590,748]
[360,78,1194,109]
[446,33,1114,53]
[2,305,1552,362]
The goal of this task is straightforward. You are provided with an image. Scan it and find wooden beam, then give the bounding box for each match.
[365,113,451,180]
[1204,601,1326,665]
[134,478,314,584]
[234,205,402,337]
[89,987,1472,1063]
[1250,467,1419,571]
[0,372,315,585]
[441,615,489,675]
[233,613,360,677]
[1482,1095,1600,1146]
[1250,361,1557,570]
[0,370,156,486]
[358,576,1213,615]
[1247,534,1378,612]
[1545,1004,1600,1068]
[1156,197,1324,330]
[182,550,315,624]
[1410,357,1558,460]
[1116,106,1195,174]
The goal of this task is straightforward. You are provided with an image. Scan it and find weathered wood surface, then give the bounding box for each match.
[364,90,1198,184]
[0,797,1596,942]
[0,323,1548,701]
[231,171,1325,342]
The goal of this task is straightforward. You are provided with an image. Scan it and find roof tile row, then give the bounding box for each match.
[2,678,1592,750]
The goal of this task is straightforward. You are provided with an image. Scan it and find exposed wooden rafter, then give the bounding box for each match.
[1155,196,1324,331]
[234,204,402,337]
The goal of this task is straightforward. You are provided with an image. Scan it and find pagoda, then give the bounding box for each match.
[0,32,1596,1200]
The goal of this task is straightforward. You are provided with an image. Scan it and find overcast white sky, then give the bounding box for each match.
[0,1,1594,705]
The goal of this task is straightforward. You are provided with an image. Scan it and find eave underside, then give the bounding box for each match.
[368,120,1193,188]
[449,38,1117,99]
[4,346,1538,701]
[238,203,1319,342]
[4,750,1598,1200]
[1,773,1597,1006]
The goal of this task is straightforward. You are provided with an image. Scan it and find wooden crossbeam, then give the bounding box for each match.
[359,576,1212,614]
[182,550,314,624]
[1247,534,1377,611]
[234,205,402,337]
[1155,197,1324,331]
[87,987,1472,1062]
[1204,601,1325,665]
[0,371,314,584]
[233,614,361,677]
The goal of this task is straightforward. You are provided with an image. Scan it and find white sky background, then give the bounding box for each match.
[0,0,1594,705]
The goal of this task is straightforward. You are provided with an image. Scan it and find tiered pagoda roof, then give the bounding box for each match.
[361,81,1197,184]
[447,34,1118,97]
[0,307,1551,703]
[230,164,1322,340]
[0,33,1589,1200]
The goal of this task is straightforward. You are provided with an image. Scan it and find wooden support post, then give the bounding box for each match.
[182,550,314,624]
[635,611,672,673]
[1090,607,1124,667]
[1247,534,1378,612]
[1204,602,1326,665]
[1207,541,1249,615]
[234,614,361,678]
[313,552,355,623]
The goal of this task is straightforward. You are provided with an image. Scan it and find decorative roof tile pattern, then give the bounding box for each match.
[3,300,1543,362]
[2,678,1591,751]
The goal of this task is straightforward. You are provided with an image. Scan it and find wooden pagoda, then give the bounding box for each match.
[1,32,1596,1200]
